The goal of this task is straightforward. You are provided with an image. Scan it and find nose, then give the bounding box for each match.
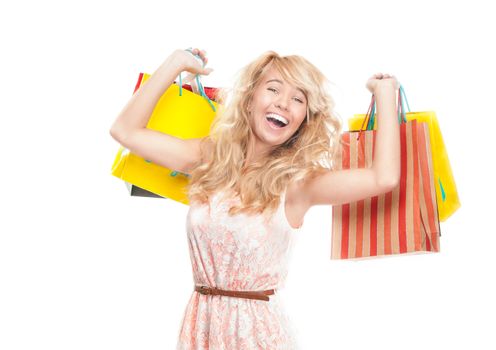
[275,95,289,111]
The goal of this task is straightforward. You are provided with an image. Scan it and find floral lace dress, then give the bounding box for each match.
[176,187,302,349]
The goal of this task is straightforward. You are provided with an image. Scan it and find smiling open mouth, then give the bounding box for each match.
[265,113,289,128]
[266,117,286,128]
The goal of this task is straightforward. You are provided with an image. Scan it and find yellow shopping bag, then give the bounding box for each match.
[111,72,219,205]
[348,87,460,222]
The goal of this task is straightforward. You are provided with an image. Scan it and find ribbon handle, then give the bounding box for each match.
[167,48,216,178]
[178,48,217,112]
[356,84,409,140]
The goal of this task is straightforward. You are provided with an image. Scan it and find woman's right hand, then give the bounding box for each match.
[171,48,214,76]
[365,72,399,94]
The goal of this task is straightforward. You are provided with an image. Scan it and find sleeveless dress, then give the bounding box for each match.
[176,187,302,350]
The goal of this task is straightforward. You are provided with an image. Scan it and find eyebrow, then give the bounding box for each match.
[265,79,306,96]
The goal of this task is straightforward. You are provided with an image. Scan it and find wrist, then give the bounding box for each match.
[374,81,397,94]
[159,53,185,75]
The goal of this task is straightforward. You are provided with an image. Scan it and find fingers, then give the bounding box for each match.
[191,78,200,94]
[372,72,397,82]
[182,72,196,84]
[373,72,388,79]
[367,72,399,92]
[189,48,208,64]
[372,73,391,77]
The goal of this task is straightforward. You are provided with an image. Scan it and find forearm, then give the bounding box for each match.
[371,84,401,188]
[110,55,183,135]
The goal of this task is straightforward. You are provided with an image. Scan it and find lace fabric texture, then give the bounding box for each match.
[176,187,301,349]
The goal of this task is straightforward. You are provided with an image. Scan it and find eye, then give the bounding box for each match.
[268,87,304,104]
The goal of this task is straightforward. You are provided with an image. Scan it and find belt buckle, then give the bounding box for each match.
[198,285,211,295]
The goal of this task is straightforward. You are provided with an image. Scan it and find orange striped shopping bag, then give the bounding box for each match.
[331,90,441,260]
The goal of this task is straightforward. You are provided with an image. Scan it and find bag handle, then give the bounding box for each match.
[169,48,216,178]
[177,48,217,112]
[357,84,409,140]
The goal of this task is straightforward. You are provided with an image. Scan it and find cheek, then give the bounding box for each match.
[291,121,304,134]
[256,93,273,108]
[295,108,308,124]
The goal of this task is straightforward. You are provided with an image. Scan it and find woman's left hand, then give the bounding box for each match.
[366,73,399,94]
[182,72,201,95]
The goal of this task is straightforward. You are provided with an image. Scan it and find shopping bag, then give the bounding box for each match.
[347,87,459,222]
[331,87,441,260]
[111,71,219,205]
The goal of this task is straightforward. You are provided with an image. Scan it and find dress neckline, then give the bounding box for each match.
[210,187,302,231]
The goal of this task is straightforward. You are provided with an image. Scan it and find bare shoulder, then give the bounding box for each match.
[286,170,326,208]
[284,169,333,228]
[284,178,311,229]
[286,179,307,206]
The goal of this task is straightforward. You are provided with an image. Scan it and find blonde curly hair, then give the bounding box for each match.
[185,50,343,219]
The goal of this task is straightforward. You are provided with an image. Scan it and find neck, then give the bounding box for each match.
[244,137,273,168]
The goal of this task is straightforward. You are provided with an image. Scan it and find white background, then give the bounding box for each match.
[1,0,494,349]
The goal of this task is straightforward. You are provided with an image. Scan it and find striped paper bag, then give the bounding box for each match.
[331,119,441,260]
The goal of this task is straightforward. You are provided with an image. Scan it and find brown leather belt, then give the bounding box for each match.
[195,285,276,302]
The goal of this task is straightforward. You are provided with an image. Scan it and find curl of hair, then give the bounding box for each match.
[185,50,343,220]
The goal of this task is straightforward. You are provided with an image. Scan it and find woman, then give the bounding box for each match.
[110,47,400,349]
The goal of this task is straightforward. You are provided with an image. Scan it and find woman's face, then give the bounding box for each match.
[248,67,308,150]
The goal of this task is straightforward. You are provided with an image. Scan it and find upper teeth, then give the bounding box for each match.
[266,113,289,125]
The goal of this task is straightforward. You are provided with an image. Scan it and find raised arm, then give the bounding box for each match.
[294,73,400,211]
[110,52,182,134]
[109,48,214,174]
